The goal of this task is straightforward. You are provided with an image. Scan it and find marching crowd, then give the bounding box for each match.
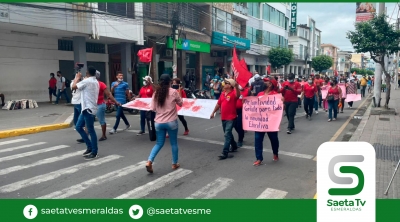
[67,66,364,173]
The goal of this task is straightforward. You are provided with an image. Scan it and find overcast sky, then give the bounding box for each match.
[296,3,397,52]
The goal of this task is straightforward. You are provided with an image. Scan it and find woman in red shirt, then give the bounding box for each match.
[327,79,342,122]
[48,73,57,103]
[136,76,155,136]
[253,78,281,166]
[170,78,189,135]
[303,76,319,120]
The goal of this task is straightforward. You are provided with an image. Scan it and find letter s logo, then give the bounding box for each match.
[328,155,364,196]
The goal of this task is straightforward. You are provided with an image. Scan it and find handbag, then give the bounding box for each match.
[327,95,334,101]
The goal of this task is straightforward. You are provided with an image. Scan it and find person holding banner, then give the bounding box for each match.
[327,79,342,122]
[169,78,189,136]
[303,77,319,121]
[210,79,240,160]
[346,79,358,108]
[136,76,155,136]
[338,78,347,113]
[281,73,302,134]
[253,77,281,165]
[146,74,183,173]
[321,77,331,112]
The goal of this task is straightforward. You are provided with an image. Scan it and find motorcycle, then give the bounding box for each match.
[184,88,210,99]
[105,97,139,115]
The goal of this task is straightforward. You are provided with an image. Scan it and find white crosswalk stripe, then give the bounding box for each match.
[257,188,288,199]
[115,169,193,199]
[0,151,82,176]
[0,145,69,163]
[0,155,122,193]
[0,138,28,146]
[186,177,233,199]
[38,161,147,199]
[0,142,47,154]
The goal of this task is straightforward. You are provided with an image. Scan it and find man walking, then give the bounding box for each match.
[210,78,240,160]
[281,73,302,134]
[71,66,100,160]
[109,72,131,134]
[54,71,70,104]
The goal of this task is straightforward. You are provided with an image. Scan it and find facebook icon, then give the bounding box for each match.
[23,205,38,219]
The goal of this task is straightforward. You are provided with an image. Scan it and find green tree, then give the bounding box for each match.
[350,68,361,74]
[311,55,333,73]
[366,70,374,76]
[267,47,294,72]
[347,13,400,108]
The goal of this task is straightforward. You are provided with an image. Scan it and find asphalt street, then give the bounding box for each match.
[0,96,368,199]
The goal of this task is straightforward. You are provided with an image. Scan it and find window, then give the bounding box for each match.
[58,40,105,54]
[305,31,308,39]
[213,8,233,35]
[256,29,262,44]
[248,3,260,18]
[97,3,135,18]
[262,30,270,46]
[262,4,269,21]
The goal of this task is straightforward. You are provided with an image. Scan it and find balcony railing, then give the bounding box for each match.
[233,3,248,15]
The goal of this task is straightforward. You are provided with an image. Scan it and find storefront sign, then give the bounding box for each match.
[167,37,210,53]
[211,31,250,50]
[290,3,297,32]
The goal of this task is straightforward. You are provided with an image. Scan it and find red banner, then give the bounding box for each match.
[231,47,252,88]
[137,48,153,63]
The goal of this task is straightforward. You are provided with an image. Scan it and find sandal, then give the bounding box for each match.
[146,161,153,173]
[172,163,180,170]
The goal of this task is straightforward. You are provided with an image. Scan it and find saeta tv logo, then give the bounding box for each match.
[317,142,375,222]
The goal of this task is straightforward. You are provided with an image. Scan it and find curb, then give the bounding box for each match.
[0,113,74,139]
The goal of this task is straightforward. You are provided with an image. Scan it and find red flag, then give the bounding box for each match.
[137,48,153,63]
[231,47,252,88]
[240,59,248,71]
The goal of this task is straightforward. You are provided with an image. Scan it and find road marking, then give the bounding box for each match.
[0,142,46,154]
[127,130,314,160]
[204,124,222,131]
[0,155,122,193]
[0,138,28,146]
[0,145,69,163]
[0,151,82,176]
[186,177,233,199]
[115,169,192,199]
[257,188,288,199]
[38,161,147,199]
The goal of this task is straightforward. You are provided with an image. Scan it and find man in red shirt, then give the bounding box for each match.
[136,76,155,136]
[48,73,57,103]
[234,83,250,147]
[96,71,120,141]
[281,73,302,134]
[303,77,319,120]
[210,78,240,159]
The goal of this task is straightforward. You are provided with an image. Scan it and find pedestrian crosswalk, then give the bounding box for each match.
[0,138,289,199]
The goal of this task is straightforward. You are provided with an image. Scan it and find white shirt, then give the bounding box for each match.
[71,82,81,105]
[76,77,99,115]
[56,76,65,89]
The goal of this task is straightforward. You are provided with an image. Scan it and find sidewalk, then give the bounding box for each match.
[0,102,73,138]
[350,89,400,199]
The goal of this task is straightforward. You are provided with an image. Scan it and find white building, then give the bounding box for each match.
[337,51,352,76]
[0,3,144,101]
[288,16,321,76]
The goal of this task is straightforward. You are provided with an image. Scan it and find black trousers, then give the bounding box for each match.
[304,97,315,117]
[178,115,188,131]
[234,109,244,143]
[284,102,297,129]
[348,101,354,107]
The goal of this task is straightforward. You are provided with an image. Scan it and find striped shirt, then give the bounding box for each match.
[111,81,129,104]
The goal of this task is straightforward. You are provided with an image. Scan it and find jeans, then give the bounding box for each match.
[76,110,98,154]
[55,89,70,104]
[178,115,189,131]
[328,100,339,119]
[113,106,129,130]
[304,97,315,117]
[140,110,146,132]
[313,94,319,111]
[254,132,279,161]
[234,109,244,143]
[222,119,237,155]
[96,103,106,125]
[73,104,82,126]
[284,102,297,130]
[148,120,179,164]
[361,85,366,97]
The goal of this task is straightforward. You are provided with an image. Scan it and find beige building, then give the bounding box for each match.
[321,43,339,75]
[350,53,368,69]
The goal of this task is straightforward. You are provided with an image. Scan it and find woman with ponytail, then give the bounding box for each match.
[146,74,183,173]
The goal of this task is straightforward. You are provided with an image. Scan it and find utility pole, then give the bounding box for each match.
[171,10,179,79]
[373,2,385,107]
[396,18,400,90]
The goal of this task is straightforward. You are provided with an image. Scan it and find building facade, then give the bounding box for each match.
[0,3,144,101]
[288,17,322,77]
[337,51,352,76]
[321,43,339,75]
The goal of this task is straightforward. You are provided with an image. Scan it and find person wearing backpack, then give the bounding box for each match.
[54,71,71,104]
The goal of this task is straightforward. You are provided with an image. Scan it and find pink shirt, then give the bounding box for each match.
[151,88,183,123]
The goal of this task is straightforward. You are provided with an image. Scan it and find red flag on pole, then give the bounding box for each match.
[137,48,153,63]
[232,47,252,88]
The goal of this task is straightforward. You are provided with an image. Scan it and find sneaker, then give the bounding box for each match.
[109,129,117,134]
[273,155,279,161]
[237,142,243,147]
[328,119,332,122]
[124,125,131,131]
[166,134,169,138]
[183,130,189,135]
[253,160,263,166]
[82,150,92,156]
[348,105,350,108]
[218,154,229,160]
[287,129,292,134]
[146,161,153,173]
[77,139,84,143]
[84,153,98,160]
[172,163,180,170]
[315,111,319,114]
[136,131,145,136]
[229,146,238,152]
[333,118,337,121]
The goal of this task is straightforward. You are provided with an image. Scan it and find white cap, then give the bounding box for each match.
[143,76,153,83]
